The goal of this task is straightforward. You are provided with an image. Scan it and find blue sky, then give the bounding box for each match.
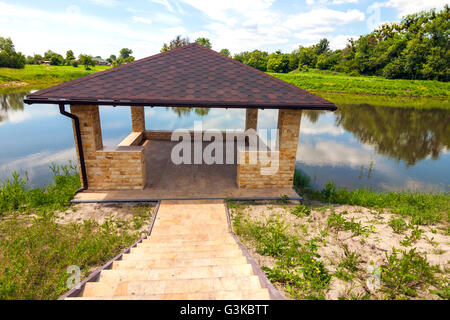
[0,0,447,59]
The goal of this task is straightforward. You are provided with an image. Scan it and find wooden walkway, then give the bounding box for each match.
[66,200,276,300]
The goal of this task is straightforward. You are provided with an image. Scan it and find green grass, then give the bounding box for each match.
[0,162,81,215]
[320,92,450,109]
[229,203,332,299]
[0,164,153,300]
[0,64,110,93]
[294,169,450,225]
[271,69,450,99]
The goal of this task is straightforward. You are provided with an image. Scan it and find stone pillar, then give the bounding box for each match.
[70,105,103,153]
[277,109,302,186]
[70,105,103,186]
[131,107,145,132]
[236,109,302,189]
[245,108,258,131]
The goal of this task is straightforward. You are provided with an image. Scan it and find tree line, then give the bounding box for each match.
[1,6,448,81]
[227,6,448,81]
[0,40,135,70]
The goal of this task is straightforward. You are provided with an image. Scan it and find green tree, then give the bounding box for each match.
[0,37,26,69]
[79,54,95,70]
[195,37,212,48]
[120,48,133,59]
[49,54,64,66]
[106,54,116,64]
[44,50,56,60]
[267,53,290,73]
[234,50,269,71]
[219,49,231,57]
[161,36,190,52]
[65,50,75,65]
[314,38,330,56]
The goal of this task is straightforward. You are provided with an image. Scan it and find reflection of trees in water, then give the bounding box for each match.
[302,110,327,124]
[0,91,27,123]
[335,104,450,166]
[167,107,211,118]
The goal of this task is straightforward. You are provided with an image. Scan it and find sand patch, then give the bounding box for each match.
[229,200,449,300]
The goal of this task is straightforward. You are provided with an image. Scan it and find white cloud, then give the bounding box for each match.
[284,9,365,30]
[297,140,376,168]
[373,0,448,17]
[176,1,364,52]
[149,0,175,12]
[86,0,120,7]
[132,16,152,24]
[0,2,170,58]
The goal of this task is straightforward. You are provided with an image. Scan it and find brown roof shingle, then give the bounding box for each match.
[24,43,336,110]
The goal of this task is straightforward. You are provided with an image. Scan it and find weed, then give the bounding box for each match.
[380,248,438,298]
[400,226,424,247]
[290,204,311,217]
[388,218,409,234]
[327,212,372,237]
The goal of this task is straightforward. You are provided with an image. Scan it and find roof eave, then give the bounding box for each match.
[23,97,337,111]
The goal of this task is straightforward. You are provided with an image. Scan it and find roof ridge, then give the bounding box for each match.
[32,44,198,97]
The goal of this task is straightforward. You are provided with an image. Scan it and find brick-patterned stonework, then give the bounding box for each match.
[71,105,146,190]
[237,109,302,189]
[245,109,258,131]
[131,107,145,132]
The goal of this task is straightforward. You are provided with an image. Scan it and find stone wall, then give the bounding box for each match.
[237,109,302,189]
[71,105,146,190]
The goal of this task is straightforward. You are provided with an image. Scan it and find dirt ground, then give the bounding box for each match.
[230,200,450,300]
[55,202,156,236]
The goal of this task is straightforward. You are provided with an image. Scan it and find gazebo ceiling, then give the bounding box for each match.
[24,43,336,110]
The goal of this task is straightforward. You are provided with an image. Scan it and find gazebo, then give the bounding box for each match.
[24,44,336,202]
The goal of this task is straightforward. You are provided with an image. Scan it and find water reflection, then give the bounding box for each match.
[0,91,448,191]
[168,107,211,117]
[334,104,450,166]
[0,91,27,123]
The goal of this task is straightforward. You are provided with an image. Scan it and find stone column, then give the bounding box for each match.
[70,105,103,186]
[277,109,302,186]
[131,107,145,132]
[245,108,258,131]
[70,105,103,153]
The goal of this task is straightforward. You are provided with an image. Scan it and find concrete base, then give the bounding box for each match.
[73,140,300,202]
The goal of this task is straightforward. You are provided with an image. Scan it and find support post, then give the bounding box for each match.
[131,107,145,132]
[277,109,302,186]
[245,108,258,132]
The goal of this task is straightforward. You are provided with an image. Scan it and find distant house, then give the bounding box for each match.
[93,57,111,66]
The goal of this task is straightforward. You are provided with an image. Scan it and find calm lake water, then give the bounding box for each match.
[1,91,449,192]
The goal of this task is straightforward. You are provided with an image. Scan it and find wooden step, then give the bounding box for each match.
[121,248,243,261]
[113,256,249,269]
[146,234,233,242]
[140,238,236,247]
[82,276,262,297]
[151,227,229,236]
[67,289,270,300]
[130,243,240,254]
[98,264,254,282]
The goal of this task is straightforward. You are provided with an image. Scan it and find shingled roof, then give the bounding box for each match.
[24,43,336,110]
